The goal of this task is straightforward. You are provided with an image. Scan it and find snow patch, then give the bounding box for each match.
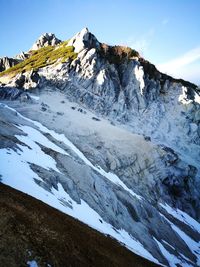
[154,238,193,267]
[160,203,200,234]
[194,91,200,104]
[170,223,200,266]
[161,214,200,266]
[134,65,145,95]
[29,95,40,101]
[96,70,105,85]
[178,86,193,105]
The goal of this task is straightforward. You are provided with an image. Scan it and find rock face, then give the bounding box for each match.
[0,87,31,100]
[15,51,30,60]
[0,57,20,72]
[68,27,100,53]
[2,70,40,89]
[30,33,61,50]
[0,28,200,267]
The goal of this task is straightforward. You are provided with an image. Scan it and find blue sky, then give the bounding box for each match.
[1,0,200,84]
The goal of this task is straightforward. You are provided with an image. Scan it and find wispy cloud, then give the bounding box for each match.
[123,28,155,55]
[157,46,200,72]
[157,46,200,84]
[162,18,169,25]
[176,65,200,84]
[124,19,169,54]
[126,38,149,53]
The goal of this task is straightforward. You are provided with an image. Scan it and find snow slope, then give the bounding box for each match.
[0,103,200,266]
[0,103,158,264]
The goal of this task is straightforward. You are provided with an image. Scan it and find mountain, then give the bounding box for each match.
[0,28,200,267]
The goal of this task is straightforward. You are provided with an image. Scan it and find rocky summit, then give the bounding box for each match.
[0,56,20,72]
[30,32,62,51]
[0,28,200,267]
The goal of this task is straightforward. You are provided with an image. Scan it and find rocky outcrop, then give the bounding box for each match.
[5,70,40,89]
[15,51,30,60]
[0,57,20,72]
[0,87,31,101]
[68,27,100,53]
[30,33,61,50]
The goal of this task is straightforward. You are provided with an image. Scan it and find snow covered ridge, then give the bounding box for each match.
[0,102,200,267]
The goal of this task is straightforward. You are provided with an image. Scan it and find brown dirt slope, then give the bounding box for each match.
[0,183,161,267]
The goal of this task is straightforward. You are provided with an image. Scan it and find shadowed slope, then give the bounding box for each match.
[0,183,160,267]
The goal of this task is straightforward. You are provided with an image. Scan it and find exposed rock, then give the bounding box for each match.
[0,87,30,101]
[0,87,22,99]
[56,111,64,116]
[0,57,20,72]
[68,27,100,53]
[30,33,61,51]
[7,70,40,89]
[15,51,30,60]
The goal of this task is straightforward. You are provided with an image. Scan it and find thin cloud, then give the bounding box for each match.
[177,65,200,84]
[157,46,200,73]
[157,46,200,84]
[166,63,200,85]
[162,18,169,25]
[127,38,149,54]
[124,28,155,55]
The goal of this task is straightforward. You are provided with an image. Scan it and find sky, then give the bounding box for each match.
[1,0,200,85]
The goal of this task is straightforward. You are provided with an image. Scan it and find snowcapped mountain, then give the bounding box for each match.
[0,28,200,267]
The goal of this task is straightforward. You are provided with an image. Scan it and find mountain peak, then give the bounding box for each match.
[67,27,100,53]
[30,32,61,51]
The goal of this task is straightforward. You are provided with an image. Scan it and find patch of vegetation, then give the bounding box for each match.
[0,41,77,77]
[99,43,139,65]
